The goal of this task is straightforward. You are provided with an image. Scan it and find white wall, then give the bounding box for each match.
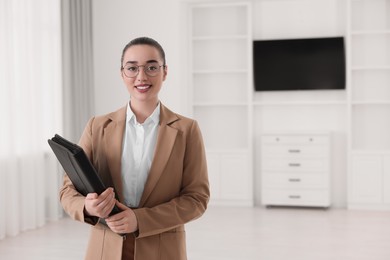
[253,0,346,39]
[92,0,348,208]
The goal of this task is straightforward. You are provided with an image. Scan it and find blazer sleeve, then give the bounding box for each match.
[134,120,210,238]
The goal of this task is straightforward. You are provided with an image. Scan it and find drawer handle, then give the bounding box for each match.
[288,149,301,153]
[289,195,301,199]
[288,163,301,167]
[289,178,301,182]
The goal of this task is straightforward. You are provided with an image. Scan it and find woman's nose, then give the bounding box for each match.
[137,67,148,81]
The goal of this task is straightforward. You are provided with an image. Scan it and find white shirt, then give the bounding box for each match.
[121,102,160,208]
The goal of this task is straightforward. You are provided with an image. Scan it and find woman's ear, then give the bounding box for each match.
[162,65,168,81]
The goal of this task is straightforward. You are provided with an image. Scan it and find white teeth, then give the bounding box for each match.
[136,85,149,90]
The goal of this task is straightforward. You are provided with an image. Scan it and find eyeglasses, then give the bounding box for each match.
[122,62,165,78]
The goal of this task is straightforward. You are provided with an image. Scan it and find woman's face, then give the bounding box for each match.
[121,44,167,105]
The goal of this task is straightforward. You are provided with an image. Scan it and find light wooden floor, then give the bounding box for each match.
[1,206,390,260]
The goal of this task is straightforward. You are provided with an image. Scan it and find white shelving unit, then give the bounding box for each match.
[347,0,390,210]
[186,0,390,210]
[188,2,253,206]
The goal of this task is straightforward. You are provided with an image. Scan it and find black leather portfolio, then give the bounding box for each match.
[48,134,121,216]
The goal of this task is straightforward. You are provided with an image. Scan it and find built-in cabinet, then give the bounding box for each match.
[261,132,331,207]
[187,0,390,210]
[188,2,253,206]
[347,0,390,210]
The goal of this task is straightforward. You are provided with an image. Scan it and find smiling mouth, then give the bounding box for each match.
[136,85,151,90]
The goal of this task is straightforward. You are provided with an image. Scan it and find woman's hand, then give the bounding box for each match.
[84,188,116,218]
[105,201,138,234]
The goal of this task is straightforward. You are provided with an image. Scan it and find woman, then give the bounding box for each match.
[60,37,210,260]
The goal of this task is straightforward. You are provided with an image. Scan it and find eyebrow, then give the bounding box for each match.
[125,59,159,65]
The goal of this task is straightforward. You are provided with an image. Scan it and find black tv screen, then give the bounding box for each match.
[253,37,345,91]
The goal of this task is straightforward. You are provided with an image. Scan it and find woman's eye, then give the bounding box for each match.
[147,65,158,71]
[127,66,137,72]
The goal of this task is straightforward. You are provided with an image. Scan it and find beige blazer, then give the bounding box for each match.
[59,103,210,260]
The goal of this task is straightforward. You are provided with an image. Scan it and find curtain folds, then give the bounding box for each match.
[0,0,63,239]
[0,0,94,240]
[61,0,95,142]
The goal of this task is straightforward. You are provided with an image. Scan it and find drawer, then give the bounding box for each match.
[261,135,329,145]
[261,144,328,157]
[262,189,330,207]
[262,157,329,172]
[263,174,328,189]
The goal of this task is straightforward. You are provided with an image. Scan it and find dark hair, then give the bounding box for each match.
[120,37,166,69]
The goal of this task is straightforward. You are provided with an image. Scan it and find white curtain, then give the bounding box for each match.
[0,0,63,239]
[61,0,95,142]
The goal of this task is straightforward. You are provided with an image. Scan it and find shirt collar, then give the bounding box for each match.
[126,101,160,125]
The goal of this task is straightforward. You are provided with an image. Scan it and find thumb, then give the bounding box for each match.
[115,201,129,210]
[86,193,98,199]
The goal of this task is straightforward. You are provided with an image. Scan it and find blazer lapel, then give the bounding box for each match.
[104,106,126,203]
[138,104,179,207]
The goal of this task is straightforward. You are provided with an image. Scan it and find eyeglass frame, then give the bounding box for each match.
[121,62,166,78]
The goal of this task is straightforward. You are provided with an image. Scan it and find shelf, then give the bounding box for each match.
[192,38,248,71]
[205,148,249,154]
[351,66,390,71]
[350,34,390,67]
[192,3,248,38]
[351,30,390,35]
[351,105,390,150]
[193,103,249,150]
[193,72,249,104]
[253,101,347,106]
[192,35,248,41]
[351,101,390,105]
[351,69,390,101]
[192,69,247,74]
[350,0,390,31]
[193,102,248,107]
[351,150,390,155]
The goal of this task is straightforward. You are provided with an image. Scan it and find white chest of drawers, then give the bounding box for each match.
[260,132,331,207]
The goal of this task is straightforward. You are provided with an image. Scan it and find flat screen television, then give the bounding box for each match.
[253,37,345,91]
